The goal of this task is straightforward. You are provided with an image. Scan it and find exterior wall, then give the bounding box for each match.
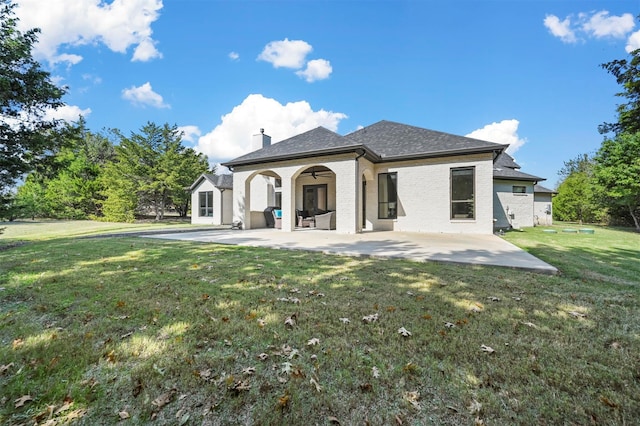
[365,153,495,234]
[534,193,553,226]
[231,153,358,233]
[190,179,232,225]
[232,152,496,235]
[493,180,535,230]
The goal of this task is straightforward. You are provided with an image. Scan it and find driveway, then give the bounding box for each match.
[143,228,558,274]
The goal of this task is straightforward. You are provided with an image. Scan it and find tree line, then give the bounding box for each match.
[0,1,210,224]
[554,49,640,231]
[10,120,211,222]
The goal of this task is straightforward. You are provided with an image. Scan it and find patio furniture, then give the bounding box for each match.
[314,211,335,230]
[296,209,315,228]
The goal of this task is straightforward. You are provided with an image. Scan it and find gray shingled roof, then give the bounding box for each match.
[493,152,544,182]
[222,127,368,167]
[534,184,556,194]
[189,173,233,191]
[345,120,506,160]
[222,120,507,168]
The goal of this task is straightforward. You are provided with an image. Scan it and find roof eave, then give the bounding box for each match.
[222,145,380,168]
[375,144,507,163]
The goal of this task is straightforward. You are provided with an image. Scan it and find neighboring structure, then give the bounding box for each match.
[189,173,233,225]
[533,184,555,226]
[492,152,548,230]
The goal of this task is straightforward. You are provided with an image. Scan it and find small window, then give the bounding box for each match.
[378,172,397,219]
[199,191,213,217]
[451,167,474,219]
[275,178,282,188]
[512,185,526,194]
[275,192,282,209]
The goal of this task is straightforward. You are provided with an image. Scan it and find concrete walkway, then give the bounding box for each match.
[143,228,558,274]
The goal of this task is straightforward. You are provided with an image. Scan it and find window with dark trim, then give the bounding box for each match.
[199,191,213,217]
[378,172,397,219]
[451,167,475,219]
[512,185,526,194]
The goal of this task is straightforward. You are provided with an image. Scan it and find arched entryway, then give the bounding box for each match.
[293,165,336,230]
[241,169,282,229]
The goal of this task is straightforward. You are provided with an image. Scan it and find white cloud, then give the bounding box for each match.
[178,125,202,143]
[296,59,333,82]
[626,30,640,52]
[257,38,313,69]
[14,0,163,66]
[466,119,526,155]
[544,15,577,43]
[229,51,239,60]
[545,11,635,46]
[582,11,634,39]
[132,37,163,62]
[195,94,347,164]
[121,82,169,109]
[43,105,92,122]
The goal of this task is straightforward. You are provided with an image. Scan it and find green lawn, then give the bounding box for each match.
[0,222,638,425]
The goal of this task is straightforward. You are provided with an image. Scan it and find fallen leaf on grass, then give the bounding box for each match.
[281,362,293,375]
[257,319,266,328]
[522,321,538,328]
[284,313,297,327]
[444,322,456,328]
[242,367,256,375]
[362,313,379,323]
[257,353,269,361]
[199,369,212,379]
[372,366,380,378]
[487,296,500,302]
[119,411,130,419]
[0,362,14,375]
[151,389,176,409]
[12,338,24,349]
[277,394,290,410]
[480,345,495,354]
[568,311,587,318]
[310,377,322,392]
[14,395,33,408]
[328,415,341,424]
[339,317,350,324]
[397,327,412,337]
[403,391,421,410]
[599,395,619,408]
[230,380,251,392]
[386,306,396,312]
[307,338,320,346]
[467,399,482,414]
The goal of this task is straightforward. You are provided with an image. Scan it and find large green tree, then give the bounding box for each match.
[0,1,65,206]
[600,48,640,135]
[101,122,209,221]
[553,154,605,224]
[594,132,640,231]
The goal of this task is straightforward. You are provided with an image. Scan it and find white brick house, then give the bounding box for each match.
[219,121,547,235]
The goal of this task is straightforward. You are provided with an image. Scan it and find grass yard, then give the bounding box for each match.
[0,222,638,425]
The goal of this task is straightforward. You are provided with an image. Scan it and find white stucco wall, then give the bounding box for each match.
[232,152,496,235]
[534,193,553,226]
[364,153,495,234]
[493,180,535,230]
[191,178,232,225]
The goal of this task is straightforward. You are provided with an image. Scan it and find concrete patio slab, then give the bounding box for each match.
[143,229,558,274]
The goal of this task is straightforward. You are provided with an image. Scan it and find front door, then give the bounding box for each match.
[303,184,327,214]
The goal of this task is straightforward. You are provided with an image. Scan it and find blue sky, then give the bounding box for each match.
[15,0,640,188]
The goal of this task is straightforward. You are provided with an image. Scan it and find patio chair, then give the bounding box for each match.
[314,211,335,230]
[296,209,315,228]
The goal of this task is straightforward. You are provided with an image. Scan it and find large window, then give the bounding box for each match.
[199,191,213,217]
[378,172,397,219]
[451,167,474,219]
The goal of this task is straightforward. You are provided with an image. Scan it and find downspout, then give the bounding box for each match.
[355,149,366,233]
[220,188,225,225]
